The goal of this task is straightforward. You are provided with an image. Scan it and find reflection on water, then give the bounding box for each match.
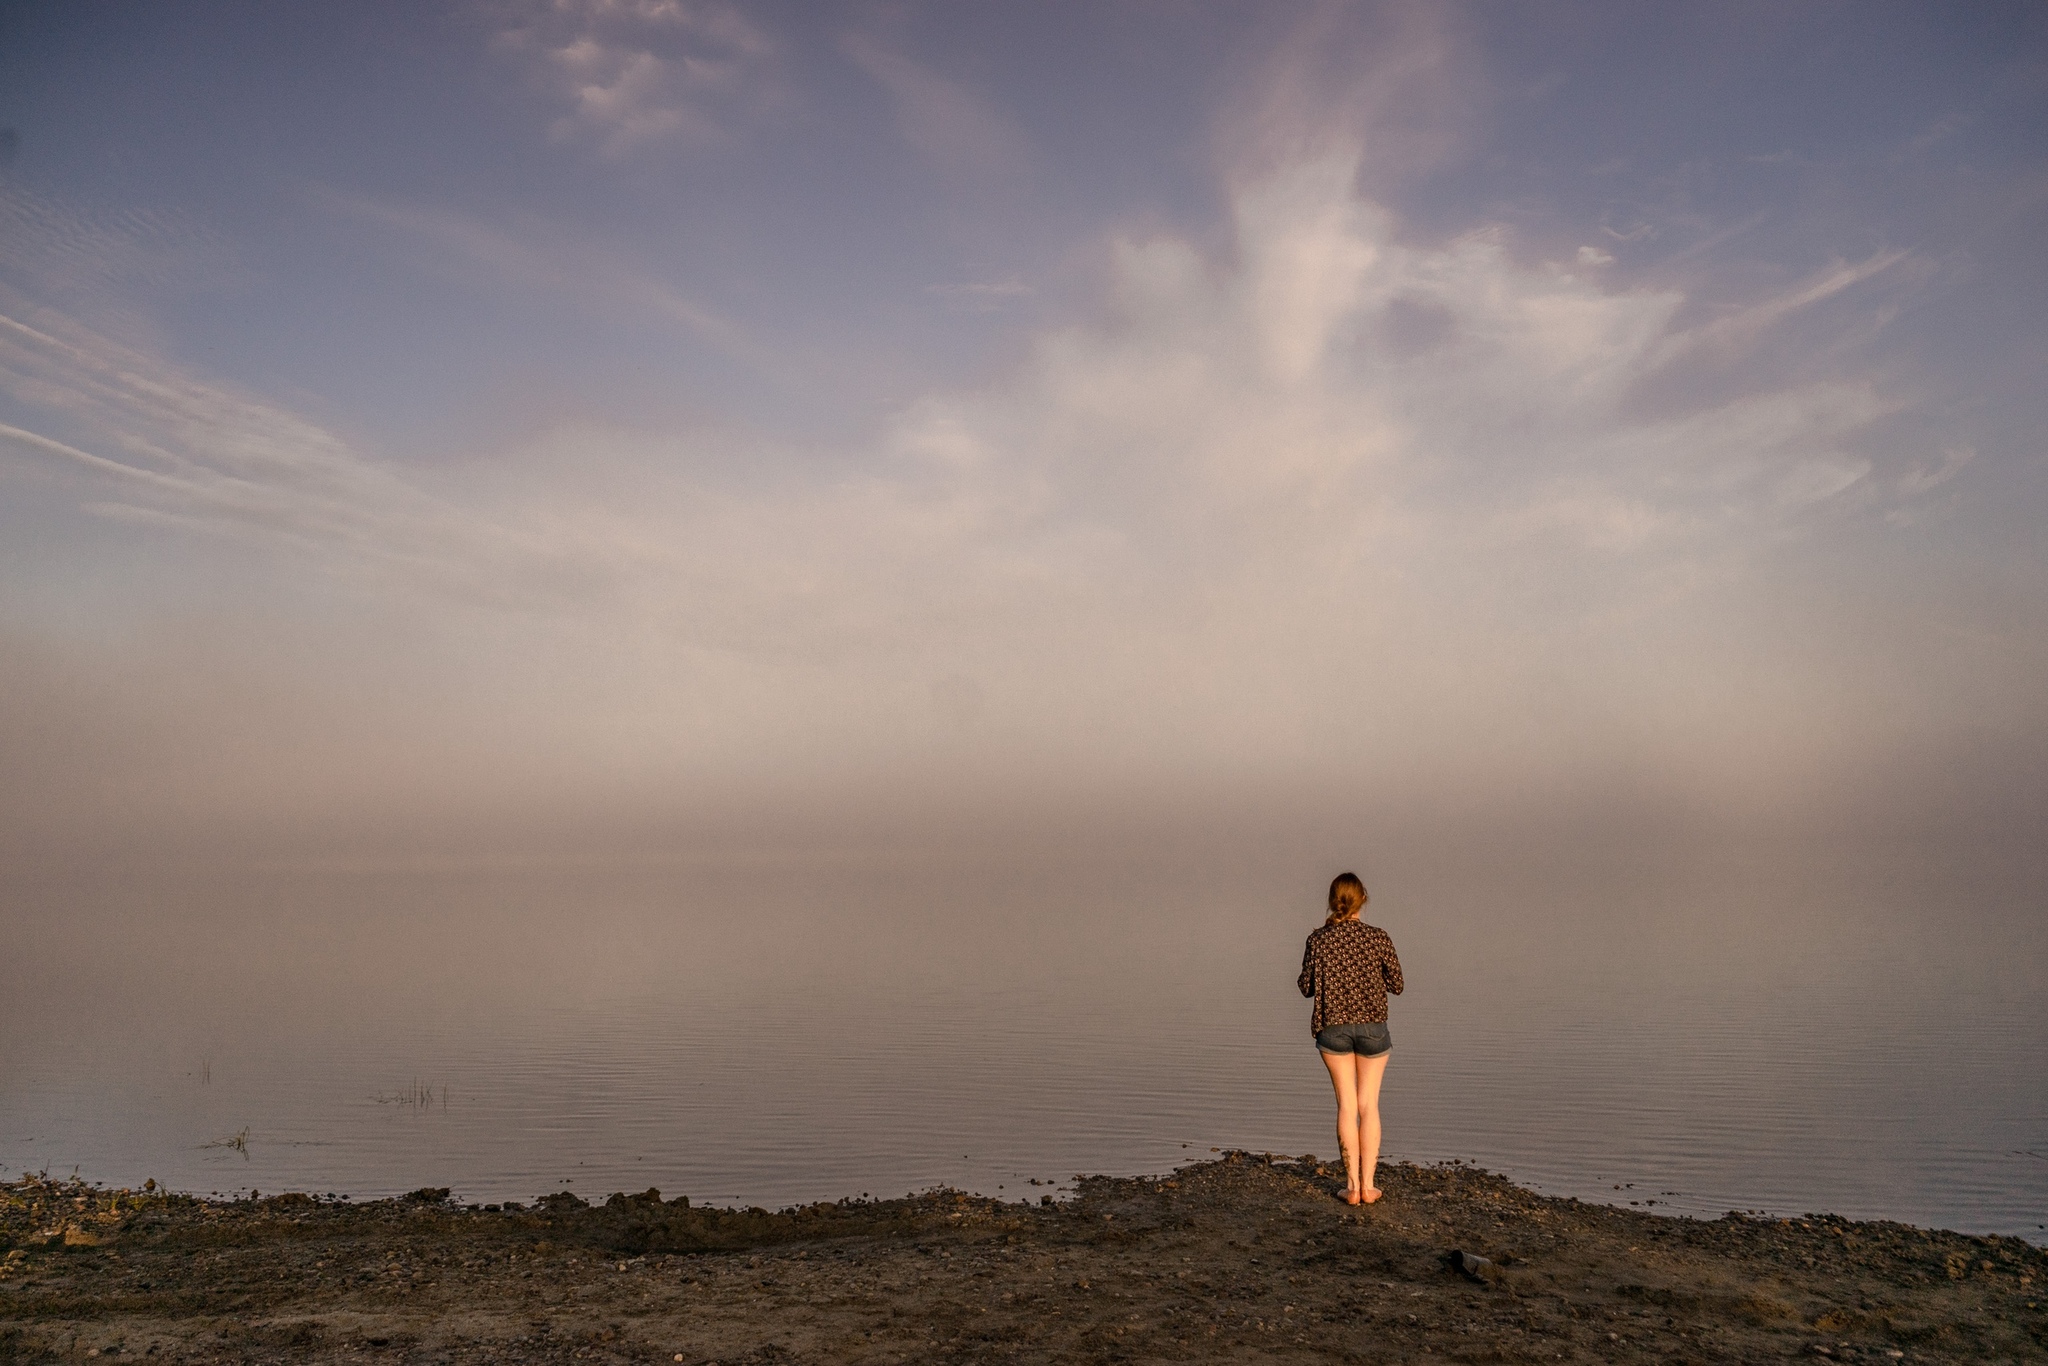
[4,856,2044,1242]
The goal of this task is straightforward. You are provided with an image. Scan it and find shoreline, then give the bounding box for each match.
[4,1154,2043,1363]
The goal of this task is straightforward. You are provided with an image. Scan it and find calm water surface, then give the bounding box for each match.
[5,854,2044,1241]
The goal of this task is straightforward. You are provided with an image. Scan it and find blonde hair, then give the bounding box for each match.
[1326,871,1366,925]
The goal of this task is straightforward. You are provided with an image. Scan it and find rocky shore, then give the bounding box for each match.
[3,1155,2042,1363]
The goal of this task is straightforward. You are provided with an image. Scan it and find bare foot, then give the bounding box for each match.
[1359,1188,1383,1204]
[1343,1188,1362,1206]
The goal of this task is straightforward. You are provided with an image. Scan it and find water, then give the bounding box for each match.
[4,851,2044,1241]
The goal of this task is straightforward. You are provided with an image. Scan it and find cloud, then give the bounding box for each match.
[0,181,242,298]
[1216,1,1480,187]
[878,150,1919,592]
[0,296,592,606]
[0,124,1983,842]
[5,151,1941,656]
[841,34,1035,177]
[306,186,748,354]
[1775,456,1872,510]
[492,0,777,156]
[1895,445,1973,497]
[1901,111,1970,157]
[1661,249,1909,363]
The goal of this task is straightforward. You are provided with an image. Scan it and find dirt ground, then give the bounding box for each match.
[3,1154,2043,1364]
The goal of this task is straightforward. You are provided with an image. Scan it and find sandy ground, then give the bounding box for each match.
[3,1154,2043,1364]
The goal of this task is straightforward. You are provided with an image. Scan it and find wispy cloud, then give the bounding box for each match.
[0,298,587,603]
[1895,445,1973,497]
[841,34,1035,177]
[307,186,749,356]
[493,0,777,157]
[1217,2,1480,186]
[1901,110,1970,157]
[1661,249,1909,363]
[0,181,242,297]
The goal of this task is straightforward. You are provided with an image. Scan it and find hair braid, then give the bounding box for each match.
[1326,871,1366,925]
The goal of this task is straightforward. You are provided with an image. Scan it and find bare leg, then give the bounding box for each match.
[1320,1049,1362,1199]
[1354,1051,1389,1200]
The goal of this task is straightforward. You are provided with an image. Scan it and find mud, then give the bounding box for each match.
[3,1154,2043,1363]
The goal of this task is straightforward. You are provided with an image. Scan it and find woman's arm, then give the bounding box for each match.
[1298,937,1317,998]
[1381,933,1405,997]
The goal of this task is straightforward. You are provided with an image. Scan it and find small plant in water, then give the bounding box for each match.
[371,1079,449,1109]
[201,1128,251,1158]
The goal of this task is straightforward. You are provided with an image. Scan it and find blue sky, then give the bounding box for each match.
[2,1,2044,865]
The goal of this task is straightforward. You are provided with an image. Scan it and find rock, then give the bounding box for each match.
[1447,1249,1505,1285]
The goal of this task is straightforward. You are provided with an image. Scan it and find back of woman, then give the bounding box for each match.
[1297,872,1404,1204]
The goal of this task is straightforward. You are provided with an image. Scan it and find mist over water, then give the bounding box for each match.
[8,824,2043,1243]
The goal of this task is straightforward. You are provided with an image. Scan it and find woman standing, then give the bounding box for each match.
[1298,872,1404,1205]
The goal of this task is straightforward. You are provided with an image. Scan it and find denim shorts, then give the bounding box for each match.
[1316,1021,1391,1057]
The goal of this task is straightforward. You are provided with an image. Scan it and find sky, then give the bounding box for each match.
[2,0,2045,886]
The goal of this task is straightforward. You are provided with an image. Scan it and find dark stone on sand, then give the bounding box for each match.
[1448,1247,1506,1285]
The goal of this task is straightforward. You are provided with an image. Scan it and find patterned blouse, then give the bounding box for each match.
[1297,919,1404,1035]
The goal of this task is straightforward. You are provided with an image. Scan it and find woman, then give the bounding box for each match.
[1297,871,1404,1205]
